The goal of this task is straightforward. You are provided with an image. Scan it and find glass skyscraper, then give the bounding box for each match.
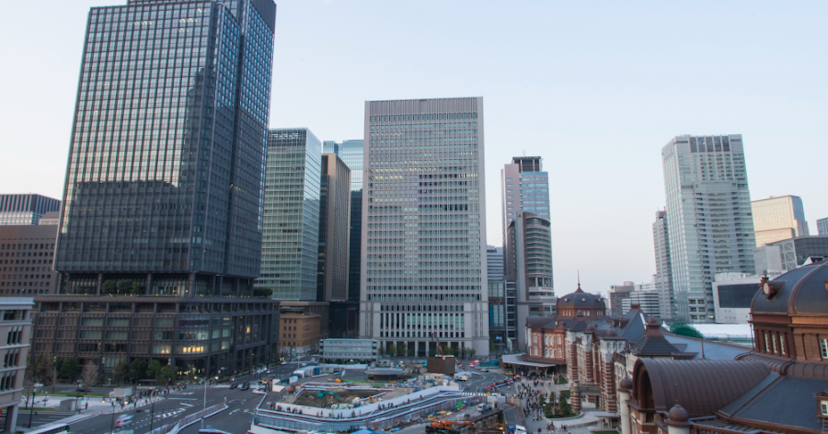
[500,156,551,279]
[323,139,364,303]
[361,97,489,357]
[0,194,61,226]
[751,195,809,246]
[661,134,755,323]
[46,0,278,378]
[258,128,321,301]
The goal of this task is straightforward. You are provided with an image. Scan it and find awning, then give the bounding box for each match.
[501,354,560,368]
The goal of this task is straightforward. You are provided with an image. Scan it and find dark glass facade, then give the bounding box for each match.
[716,284,759,308]
[43,0,277,378]
[56,0,275,291]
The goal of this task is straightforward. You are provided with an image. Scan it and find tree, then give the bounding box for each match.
[82,361,100,387]
[116,279,132,295]
[407,342,415,357]
[60,358,79,381]
[159,365,176,384]
[102,280,117,294]
[468,348,476,358]
[130,282,142,295]
[129,359,148,382]
[443,346,454,356]
[37,352,57,392]
[253,287,273,297]
[670,322,704,339]
[396,344,406,357]
[113,361,130,385]
[387,343,396,358]
[146,360,162,379]
[378,346,385,357]
[557,389,573,416]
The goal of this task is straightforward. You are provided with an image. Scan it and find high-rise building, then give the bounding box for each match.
[661,135,755,323]
[751,195,809,246]
[0,222,59,296]
[487,246,507,351]
[360,97,489,356]
[815,217,828,236]
[766,235,828,271]
[0,194,60,226]
[608,281,635,318]
[501,157,551,278]
[620,284,661,318]
[711,272,768,324]
[47,0,278,377]
[652,210,674,321]
[318,154,351,338]
[259,129,322,301]
[323,140,364,337]
[506,212,555,346]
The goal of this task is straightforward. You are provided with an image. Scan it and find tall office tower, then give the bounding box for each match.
[652,210,675,321]
[501,157,551,279]
[751,195,809,246]
[49,0,278,377]
[818,218,828,236]
[322,140,364,304]
[506,212,555,346]
[661,134,755,323]
[318,154,351,337]
[486,246,507,350]
[361,97,489,356]
[0,218,59,296]
[621,287,662,318]
[0,194,60,225]
[259,129,321,301]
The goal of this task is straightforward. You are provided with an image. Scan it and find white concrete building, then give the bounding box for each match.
[360,97,489,356]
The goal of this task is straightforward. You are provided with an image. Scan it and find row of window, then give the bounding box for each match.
[371,113,477,123]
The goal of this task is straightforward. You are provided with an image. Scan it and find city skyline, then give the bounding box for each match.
[2,0,827,296]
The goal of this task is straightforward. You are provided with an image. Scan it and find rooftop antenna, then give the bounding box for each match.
[577,271,581,290]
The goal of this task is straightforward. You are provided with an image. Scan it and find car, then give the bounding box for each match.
[504,371,514,376]
[76,385,91,392]
[229,383,238,389]
[240,382,250,391]
[480,368,489,373]
[115,415,134,427]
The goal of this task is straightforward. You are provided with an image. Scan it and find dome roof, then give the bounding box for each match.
[619,377,632,390]
[751,261,828,316]
[558,283,606,309]
[668,403,689,423]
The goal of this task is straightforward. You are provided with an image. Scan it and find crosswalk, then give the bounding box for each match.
[154,407,185,419]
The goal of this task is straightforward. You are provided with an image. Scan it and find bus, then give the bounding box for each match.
[26,423,70,434]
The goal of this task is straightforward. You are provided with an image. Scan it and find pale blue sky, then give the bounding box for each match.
[1,1,825,296]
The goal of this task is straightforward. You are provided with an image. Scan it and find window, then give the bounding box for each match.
[822,401,828,416]
[771,335,778,354]
[764,333,770,353]
[821,338,828,359]
[780,334,786,356]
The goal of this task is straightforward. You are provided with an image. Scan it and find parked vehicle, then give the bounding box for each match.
[229,383,238,389]
[240,382,250,391]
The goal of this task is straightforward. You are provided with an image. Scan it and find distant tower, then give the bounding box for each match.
[751,195,809,246]
[653,210,674,321]
[661,135,754,323]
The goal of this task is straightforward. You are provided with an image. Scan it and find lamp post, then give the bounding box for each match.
[28,386,38,428]
[195,376,208,429]
[110,400,115,433]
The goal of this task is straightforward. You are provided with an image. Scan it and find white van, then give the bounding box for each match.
[515,425,527,434]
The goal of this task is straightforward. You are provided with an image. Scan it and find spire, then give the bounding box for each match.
[576,271,583,293]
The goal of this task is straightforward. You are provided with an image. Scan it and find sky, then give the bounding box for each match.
[1,0,826,296]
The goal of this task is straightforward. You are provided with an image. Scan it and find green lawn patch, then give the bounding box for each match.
[555,377,568,385]
[592,430,618,434]
[560,390,570,398]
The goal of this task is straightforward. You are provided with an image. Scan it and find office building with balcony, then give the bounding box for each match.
[0,194,60,226]
[507,212,555,346]
[751,195,809,247]
[360,97,489,356]
[45,0,278,378]
[0,298,33,432]
[661,135,755,322]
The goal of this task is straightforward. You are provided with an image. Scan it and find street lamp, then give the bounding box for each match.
[194,376,217,429]
[28,386,38,428]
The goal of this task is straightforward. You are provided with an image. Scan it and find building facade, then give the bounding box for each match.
[0,225,59,296]
[258,129,322,301]
[323,140,364,304]
[507,212,555,346]
[0,298,33,432]
[0,194,60,226]
[487,246,508,351]
[661,135,755,323]
[766,235,828,271]
[711,272,764,324]
[621,289,661,319]
[608,282,635,318]
[817,217,828,236]
[319,338,378,363]
[317,154,351,303]
[751,195,809,247]
[278,313,321,357]
[652,210,674,321]
[360,97,489,356]
[47,0,277,378]
[500,157,551,278]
